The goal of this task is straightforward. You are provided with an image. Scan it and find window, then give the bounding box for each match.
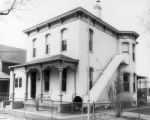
[32,39,37,57]
[62,68,67,92]
[132,44,135,62]
[89,29,93,52]
[45,34,50,54]
[122,42,129,53]
[15,77,22,88]
[133,73,136,92]
[89,67,93,89]
[61,28,67,51]
[123,73,130,92]
[44,70,50,91]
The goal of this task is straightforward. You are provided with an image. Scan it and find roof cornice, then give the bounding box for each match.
[24,7,139,39]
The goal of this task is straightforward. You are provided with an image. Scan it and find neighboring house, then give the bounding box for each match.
[9,5,139,110]
[137,75,149,103]
[0,44,26,99]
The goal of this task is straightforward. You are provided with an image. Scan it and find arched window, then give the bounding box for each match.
[61,28,67,51]
[122,42,129,53]
[45,34,50,54]
[123,73,130,92]
[32,38,37,57]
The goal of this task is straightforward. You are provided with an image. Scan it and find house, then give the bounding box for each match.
[9,3,139,110]
[0,44,26,99]
[137,75,149,104]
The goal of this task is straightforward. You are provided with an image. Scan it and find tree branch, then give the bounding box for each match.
[0,0,17,15]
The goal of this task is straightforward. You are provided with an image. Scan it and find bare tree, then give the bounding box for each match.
[138,9,150,32]
[0,0,41,16]
[108,77,122,117]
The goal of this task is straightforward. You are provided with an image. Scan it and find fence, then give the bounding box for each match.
[0,97,150,120]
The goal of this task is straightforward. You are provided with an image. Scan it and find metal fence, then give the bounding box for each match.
[0,97,150,120]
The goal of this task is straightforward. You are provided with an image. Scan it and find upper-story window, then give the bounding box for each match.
[89,67,93,89]
[32,38,37,57]
[89,29,93,52]
[45,34,50,54]
[122,42,129,53]
[61,28,67,52]
[132,44,135,62]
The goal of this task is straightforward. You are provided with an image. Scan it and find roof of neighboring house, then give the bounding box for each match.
[10,54,78,69]
[137,75,148,80]
[0,71,9,79]
[0,44,26,64]
[24,7,139,39]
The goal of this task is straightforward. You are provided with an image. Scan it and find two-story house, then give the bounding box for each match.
[9,5,139,110]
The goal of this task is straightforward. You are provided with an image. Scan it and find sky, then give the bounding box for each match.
[0,0,150,76]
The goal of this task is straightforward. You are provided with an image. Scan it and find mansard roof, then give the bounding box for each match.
[24,7,139,39]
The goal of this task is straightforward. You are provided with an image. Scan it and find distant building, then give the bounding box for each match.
[137,75,149,103]
[9,6,139,110]
[0,44,26,99]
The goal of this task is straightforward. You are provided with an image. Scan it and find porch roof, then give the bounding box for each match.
[0,72,9,79]
[10,54,78,69]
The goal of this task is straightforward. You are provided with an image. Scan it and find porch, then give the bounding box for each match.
[10,54,79,106]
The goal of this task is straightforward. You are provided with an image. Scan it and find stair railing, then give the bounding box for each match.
[92,55,115,87]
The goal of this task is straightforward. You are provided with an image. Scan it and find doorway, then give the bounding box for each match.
[31,72,36,99]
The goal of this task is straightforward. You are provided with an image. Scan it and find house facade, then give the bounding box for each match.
[9,7,139,106]
[0,44,26,99]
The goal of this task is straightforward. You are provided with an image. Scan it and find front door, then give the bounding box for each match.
[31,72,36,99]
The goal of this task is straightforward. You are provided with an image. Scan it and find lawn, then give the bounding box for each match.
[128,107,150,115]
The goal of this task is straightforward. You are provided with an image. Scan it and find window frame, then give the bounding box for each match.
[45,34,50,55]
[15,77,22,88]
[89,67,93,89]
[61,28,67,52]
[122,42,129,53]
[32,38,37,58]
[132,44,135,62]
[44,70,50,91]
[89,28,93,52]
[62,68,67,92]
[123,73,130,92]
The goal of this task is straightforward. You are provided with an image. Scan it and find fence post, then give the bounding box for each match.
[51,101,53,120]
[92,101,95,120]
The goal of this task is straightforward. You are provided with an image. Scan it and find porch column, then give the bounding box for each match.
[40,69,43,102]
[58,67,63,102]
[25,72,29,101]
[12,70,15,101]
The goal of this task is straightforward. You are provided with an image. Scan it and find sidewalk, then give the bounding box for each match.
[0,108,149,120]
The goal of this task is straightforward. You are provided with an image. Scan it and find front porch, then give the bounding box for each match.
[10,54,79,111]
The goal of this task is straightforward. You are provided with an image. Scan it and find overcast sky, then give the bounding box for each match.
[0,0,150,76]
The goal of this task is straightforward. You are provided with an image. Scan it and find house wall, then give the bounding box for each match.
[26,20,80,62]
[76,20,118,97]
[9,67,26,101]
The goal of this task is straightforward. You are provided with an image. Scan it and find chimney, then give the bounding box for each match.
[94,0,102,19]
